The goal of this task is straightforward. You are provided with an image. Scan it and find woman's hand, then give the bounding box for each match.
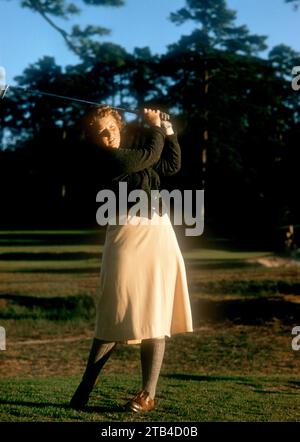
[143,108,161,128]
[161,120,175,136]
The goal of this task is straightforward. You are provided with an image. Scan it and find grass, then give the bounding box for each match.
[0,374,300,422]
[183,248,271,261]
[0,230,300,422]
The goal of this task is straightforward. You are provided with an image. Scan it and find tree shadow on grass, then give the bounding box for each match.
[0,399,70,410]
[162,373,248,382]
[252,389,296,395]
[163,374,300,397]
[21,267,99,274]
[0,252,100,261]
[0,399,124,413]
[288,381,300,388]
[192,297,300,325]
[186,260,259,270]
[0,293,95,320]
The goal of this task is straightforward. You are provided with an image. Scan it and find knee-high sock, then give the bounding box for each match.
[140,338,166,399]
[81,338,116,388]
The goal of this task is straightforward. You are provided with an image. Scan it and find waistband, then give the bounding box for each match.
[121,193,163,216]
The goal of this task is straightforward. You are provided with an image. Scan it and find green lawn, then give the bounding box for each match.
[0,230,300,422]
[1,374,300,422]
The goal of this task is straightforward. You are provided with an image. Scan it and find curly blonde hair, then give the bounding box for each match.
[88,105,124,131]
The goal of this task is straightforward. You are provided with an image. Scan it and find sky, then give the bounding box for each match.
[0,0,300,86]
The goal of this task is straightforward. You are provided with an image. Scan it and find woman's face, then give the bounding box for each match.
[96,115,121,149]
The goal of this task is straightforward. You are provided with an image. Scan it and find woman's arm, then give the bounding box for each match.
[153,121,181,176]
[92,108,165,179]
[108,125,166,177]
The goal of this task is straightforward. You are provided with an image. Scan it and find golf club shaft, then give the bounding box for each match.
[0,84,170,120]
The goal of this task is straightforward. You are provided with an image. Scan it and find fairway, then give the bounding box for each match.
[1,374,300,422]
[0,230,300,422]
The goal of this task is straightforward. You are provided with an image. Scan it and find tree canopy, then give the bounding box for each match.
[0,0,299,246]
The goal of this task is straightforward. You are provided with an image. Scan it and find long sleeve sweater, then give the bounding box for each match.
[70,125,181,216]
[89,125,180,186]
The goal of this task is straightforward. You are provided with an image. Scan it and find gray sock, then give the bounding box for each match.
[81,338,117,388]
[140,338,166,399]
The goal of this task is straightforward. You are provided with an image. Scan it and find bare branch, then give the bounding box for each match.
[27,0,82,56]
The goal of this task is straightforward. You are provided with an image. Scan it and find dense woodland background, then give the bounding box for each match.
[1,0,300,249]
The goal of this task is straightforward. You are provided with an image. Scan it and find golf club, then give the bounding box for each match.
[0,67,170,121]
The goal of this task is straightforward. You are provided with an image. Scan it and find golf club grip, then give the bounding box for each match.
[113,107,170,121]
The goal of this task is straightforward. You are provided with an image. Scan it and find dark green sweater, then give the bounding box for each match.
[70,126,181,216]
[89,125,181,196]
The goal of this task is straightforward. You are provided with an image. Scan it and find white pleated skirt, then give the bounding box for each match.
[94,210,193,344]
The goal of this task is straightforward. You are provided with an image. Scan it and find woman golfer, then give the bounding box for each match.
[70,106,193,412]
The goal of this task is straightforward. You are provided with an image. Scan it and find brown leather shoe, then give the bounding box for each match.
[125,390,155,413]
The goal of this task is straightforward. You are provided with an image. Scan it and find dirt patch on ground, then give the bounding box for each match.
[8,335,91,346]
[248,255,300,268]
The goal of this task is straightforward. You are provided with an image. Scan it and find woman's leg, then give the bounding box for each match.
[126,337,166,412]
[140,337,166,398]
[70,338,117,408]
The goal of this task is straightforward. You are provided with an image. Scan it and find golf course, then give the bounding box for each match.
[0,229,299,422]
